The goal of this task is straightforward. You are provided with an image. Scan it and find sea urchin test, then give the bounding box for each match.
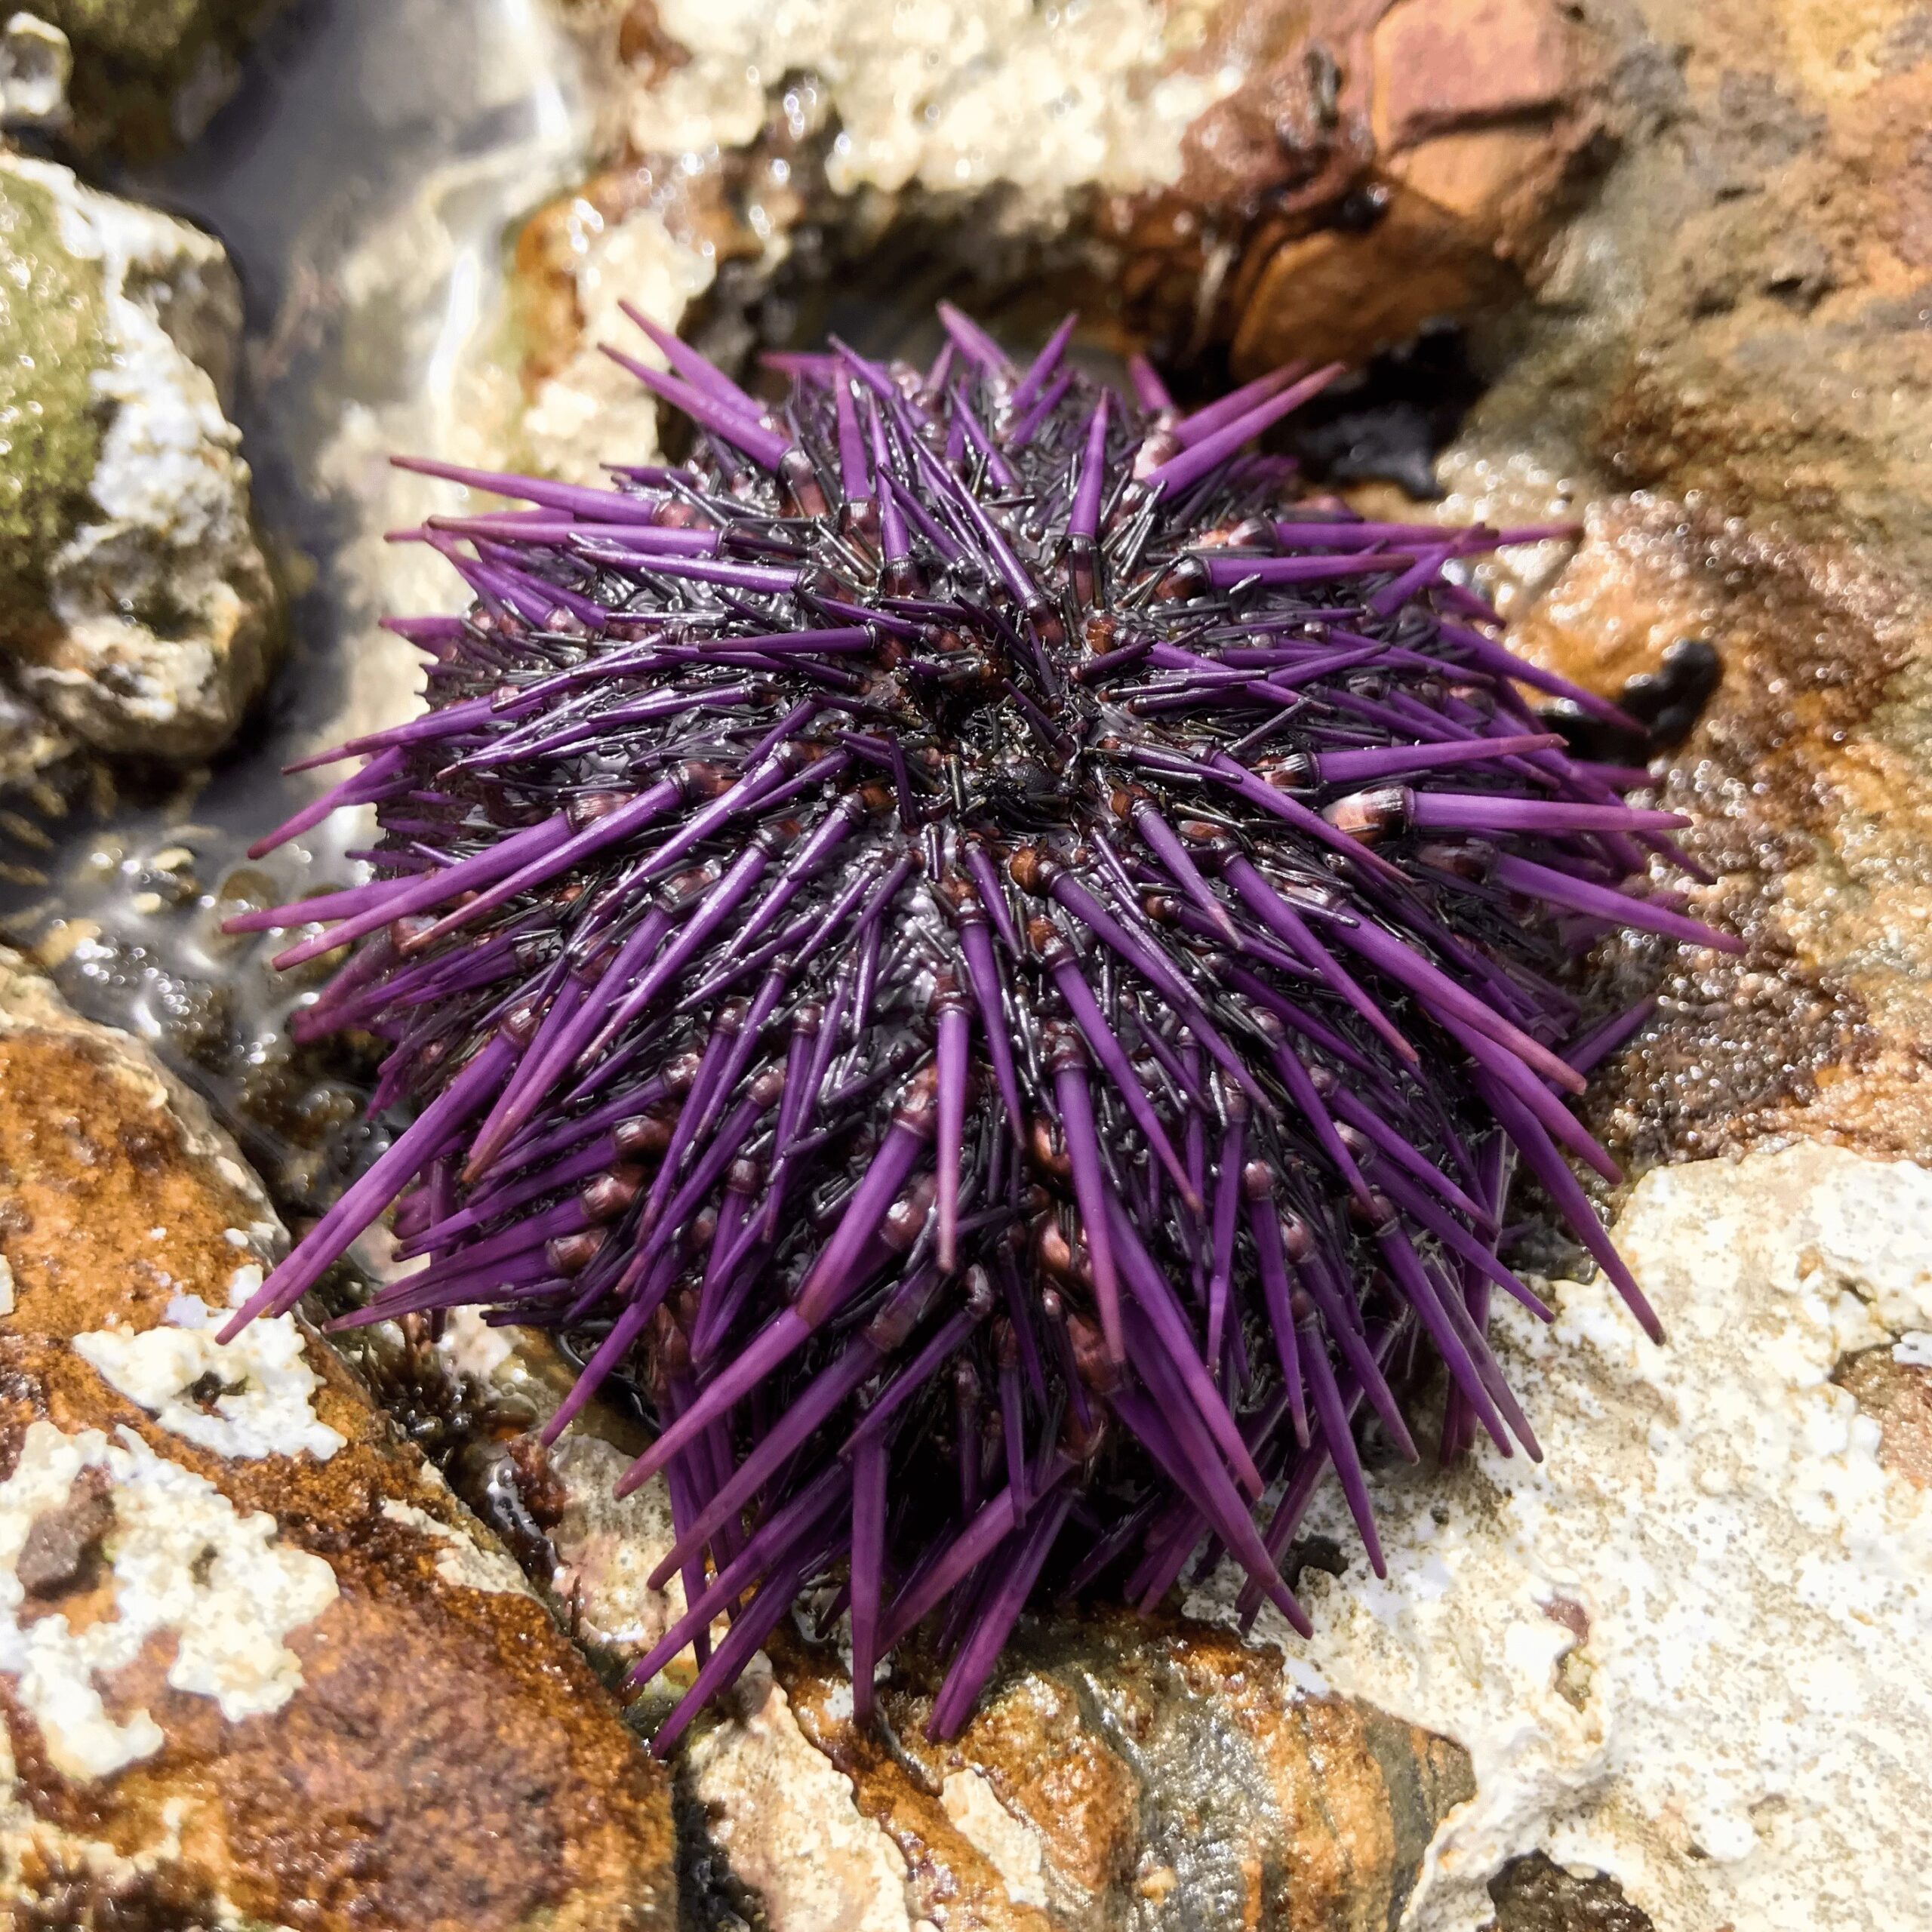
[226,306,1735,1749]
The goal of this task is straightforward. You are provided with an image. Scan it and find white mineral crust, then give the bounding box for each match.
[0,1420,339,1782]
[1189,1140,1932,1932]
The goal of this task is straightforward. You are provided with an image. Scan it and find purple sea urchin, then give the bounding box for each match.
[227,306,1734,1748]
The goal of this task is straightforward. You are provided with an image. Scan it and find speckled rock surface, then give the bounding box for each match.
[20,0,287,155]
[1414,0,1932,1168]
[0,949,675,1931]
[0,159,101,783]
[1186,1141,1932,1932]
[376,1306,1474,1932]
[0,153,275,773]
[515,0,1219,482]
[509,0,1601,481]
[458,1137,1924,1932]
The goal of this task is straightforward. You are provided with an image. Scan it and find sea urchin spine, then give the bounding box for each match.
[228,304,1735,1749]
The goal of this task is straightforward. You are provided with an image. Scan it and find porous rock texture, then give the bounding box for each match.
[392,1306,1478,1932]
[1186,1,1932,1924]
[0,151,275,777]
[1194,1141,1932,1932]
[1434,0,1932,1171]
[0,949,675,1931]
[512,0,1605,481]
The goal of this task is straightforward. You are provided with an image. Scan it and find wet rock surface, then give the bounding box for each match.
[339,1305,1477,1932]
[0,951,675,1931]
[0,150,275,780]
[1486,1854,1655,1932]
[775,1617,1473,1932]
[1426,0,1932,1168]
[404,1149,1931,1932]
[6,2,1932,1929]
[1132,0,1609,374]
[0,16,74,135]
[510,0,1603,483]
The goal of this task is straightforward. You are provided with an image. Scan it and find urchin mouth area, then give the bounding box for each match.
[220,303,1729,1751]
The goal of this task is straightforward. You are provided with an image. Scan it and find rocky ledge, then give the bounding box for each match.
[0,949,675,1931]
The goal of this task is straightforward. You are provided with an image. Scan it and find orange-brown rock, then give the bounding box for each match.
[0,952,675,1932]
[1415,0,1932,1172]
[1835,1346,1932,1487]
[1107,0,1606,371]
[1492,496,1930,1168]
[774,1611,1473,1931]
[413,1307,1475,1930]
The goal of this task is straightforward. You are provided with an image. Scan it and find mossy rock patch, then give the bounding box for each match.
[0,168,105,638]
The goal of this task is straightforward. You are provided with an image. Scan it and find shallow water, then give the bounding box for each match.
[1,0,591,1210]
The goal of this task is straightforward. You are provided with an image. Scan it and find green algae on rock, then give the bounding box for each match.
[0,152,276,770]
[0,168,105,641]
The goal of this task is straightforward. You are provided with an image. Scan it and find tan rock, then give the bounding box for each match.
[0,155,277,769]
[777,1613,1474,1931]
[1371,0,1583,152]
[1200,1141,1932,1932]
[383,1315,1473,1932]
[1223,0,1603,371]
[1414,0,1932,1168]
[1835,1343,1932,1487]
[1230,179,1519,374]
[0,950,675,1932]
[685,1659,924,1932]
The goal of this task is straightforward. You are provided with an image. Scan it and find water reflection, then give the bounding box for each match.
[2,0,590,1214]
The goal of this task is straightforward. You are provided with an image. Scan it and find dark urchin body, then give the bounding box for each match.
[229,305,1734,1749]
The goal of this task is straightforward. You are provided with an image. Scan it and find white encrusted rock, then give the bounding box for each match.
[1189,1141,1932,1932]
[940,1769,1049,1911]
[520,0,1234,485]
[685,1657,926,1932]
[1,152,274,762]
[617,0,1220,208]
[0,1417,340,1781]
[73,1267,346,1465]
